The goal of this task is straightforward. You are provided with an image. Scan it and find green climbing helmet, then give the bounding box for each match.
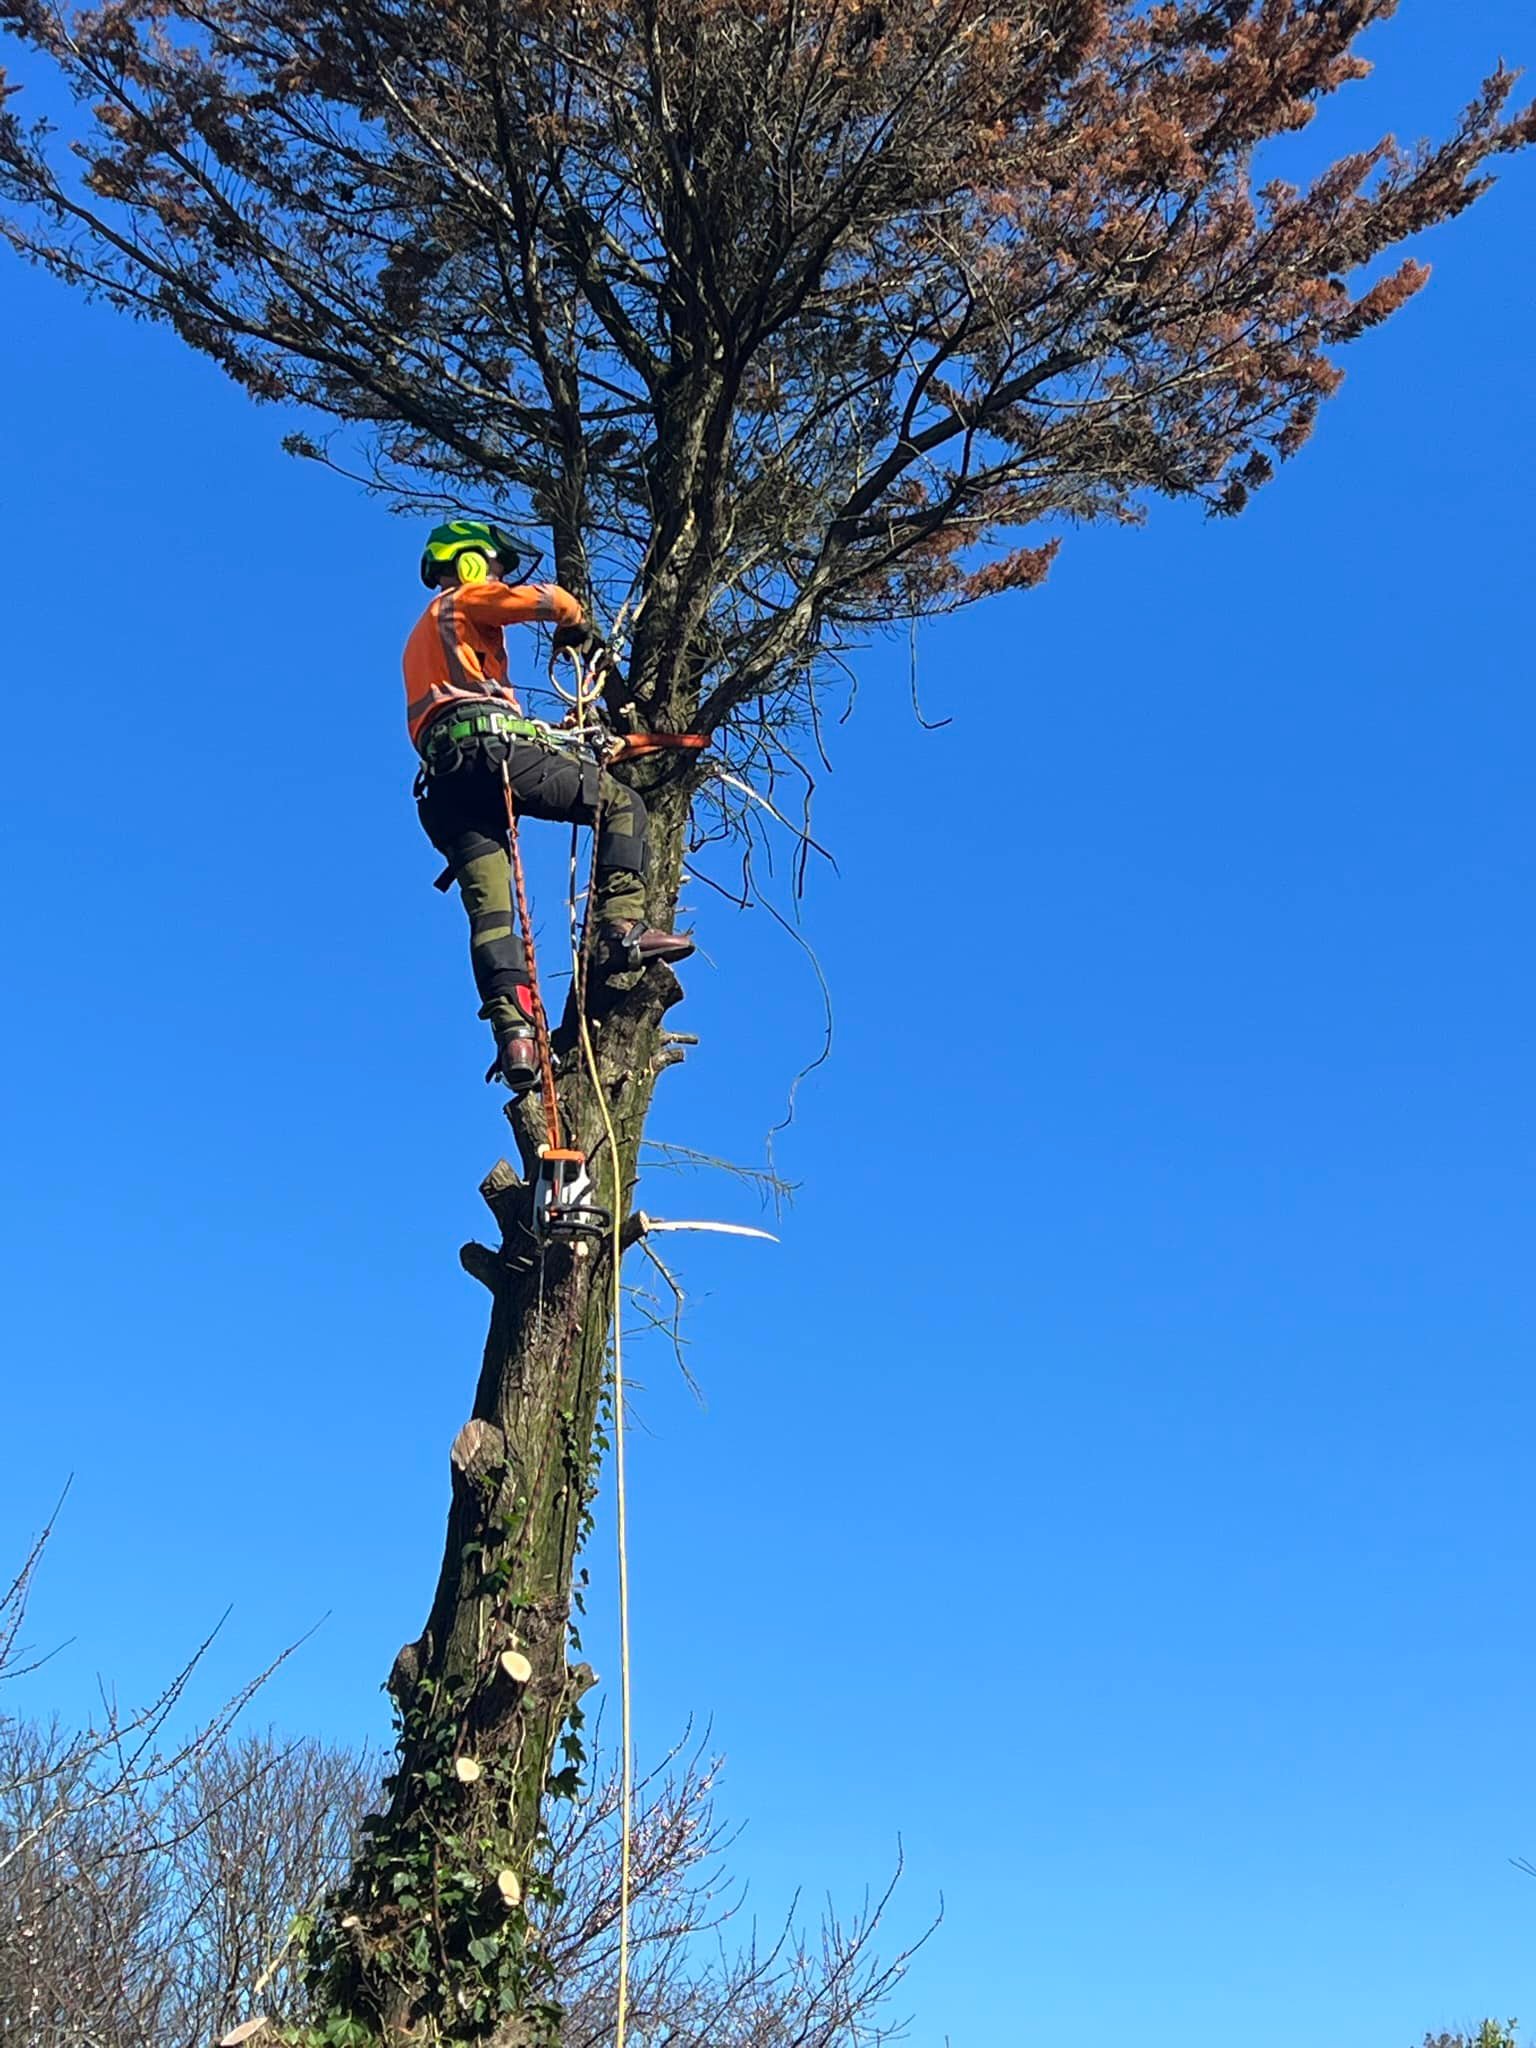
[419,517,526,588]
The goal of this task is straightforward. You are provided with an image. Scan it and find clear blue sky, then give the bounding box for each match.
[2,8,1534,2044]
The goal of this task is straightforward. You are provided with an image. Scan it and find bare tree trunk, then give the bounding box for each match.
[311,772,695,2045]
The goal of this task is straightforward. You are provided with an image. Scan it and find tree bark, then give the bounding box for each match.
[311,769,696,2045]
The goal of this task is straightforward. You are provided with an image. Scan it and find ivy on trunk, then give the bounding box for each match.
[310,777,696,2041]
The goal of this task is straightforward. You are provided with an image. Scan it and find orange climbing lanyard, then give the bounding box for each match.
[501,760,563,1148]
[501,761,611,1242]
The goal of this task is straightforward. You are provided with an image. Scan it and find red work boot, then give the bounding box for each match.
[597,919,695,971]
[488,1029,538,1092]
[484,990,540,1091]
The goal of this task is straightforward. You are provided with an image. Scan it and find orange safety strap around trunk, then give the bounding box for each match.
[501,760,563,1154]
[606,732,708,764]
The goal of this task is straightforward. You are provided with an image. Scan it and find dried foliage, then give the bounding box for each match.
[2,0,1529,760]
[543,1737,923,2048]
[1419,2029,1521,2048]
[0,1720,375,2043]
[3,1527,916,2048]
[0,1522,375,2044]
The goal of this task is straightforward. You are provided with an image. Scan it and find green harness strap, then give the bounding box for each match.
[422,705,599,759]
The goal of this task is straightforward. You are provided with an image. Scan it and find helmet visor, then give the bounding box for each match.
[484,527,526,578]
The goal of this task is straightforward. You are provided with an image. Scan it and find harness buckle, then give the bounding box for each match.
[421,705,601,769]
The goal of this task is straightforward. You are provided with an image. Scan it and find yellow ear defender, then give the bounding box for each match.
[455,550,491,585]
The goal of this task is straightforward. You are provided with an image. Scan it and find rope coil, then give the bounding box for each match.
[502,761,563,1152]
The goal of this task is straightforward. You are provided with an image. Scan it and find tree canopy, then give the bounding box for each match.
[4,0,1529,755]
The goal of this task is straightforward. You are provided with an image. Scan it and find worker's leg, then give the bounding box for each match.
[504,744,690,965]
[452,845,529,1034]
[417,760,536,1079]
[502,745,649,926]
[589,771,650,927]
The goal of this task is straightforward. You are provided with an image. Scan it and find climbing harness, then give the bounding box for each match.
[422,702,598,769]
[423,701,703,789]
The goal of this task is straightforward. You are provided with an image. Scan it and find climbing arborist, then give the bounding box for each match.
[405,518,692,1089]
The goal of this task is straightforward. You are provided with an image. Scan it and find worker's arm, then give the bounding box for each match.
[457,580,584,629]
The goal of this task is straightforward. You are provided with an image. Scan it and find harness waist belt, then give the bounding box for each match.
[419,705,594,761]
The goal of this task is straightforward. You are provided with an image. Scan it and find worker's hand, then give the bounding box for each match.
[552,621,605,657]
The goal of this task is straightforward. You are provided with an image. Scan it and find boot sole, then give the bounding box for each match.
[486,1056,539,1090]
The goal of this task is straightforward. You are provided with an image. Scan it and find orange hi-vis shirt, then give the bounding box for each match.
[403,579,584,747]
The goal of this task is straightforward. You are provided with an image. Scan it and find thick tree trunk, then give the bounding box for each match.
[309,765,696,2046]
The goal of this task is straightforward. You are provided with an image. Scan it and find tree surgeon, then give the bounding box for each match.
[405,519,693,1088]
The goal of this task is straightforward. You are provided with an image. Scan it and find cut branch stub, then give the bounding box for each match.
[619,1211,648,1253]
[503,1091,548,1180]
[479,1157,527,1238]
[450,1417,507,1493]
[498,1649,533,1687]
[460,1239,505,1292]
[565,1660,598,1710]
[386,1634,425,1706]
[489,1647,534,1708]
